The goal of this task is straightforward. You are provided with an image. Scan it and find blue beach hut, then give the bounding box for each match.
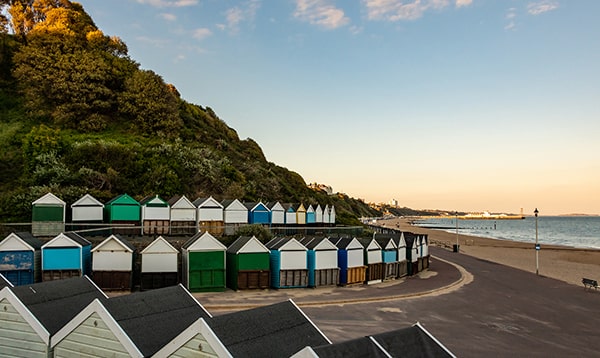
[0,232,43,286]
[245,202,271,225]
[306,205,316,225]
[328,237,366,286]
[266,237,308,288]
[41,232,91,281]
[299,236,339,287]
[375,236,400,281]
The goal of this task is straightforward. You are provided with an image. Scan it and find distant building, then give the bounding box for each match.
[389,199,398,207]
[308,183,334,195]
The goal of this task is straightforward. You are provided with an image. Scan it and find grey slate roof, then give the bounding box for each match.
[403,232,417,248]
[107,234,136,252]
[105,284,212,357]
[311,336,389,358]
[329,237,362,250]
[11,231,44,249]
[11,276,107,335]
[227,236,260,253]
[63,232,91,247]
[309,323,455,358]
[209,300,330,358]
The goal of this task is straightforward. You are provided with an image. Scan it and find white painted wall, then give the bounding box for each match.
[280,251,307,270]
[315,250,337,269]
[142,253,178,273]
[347,249,364,268]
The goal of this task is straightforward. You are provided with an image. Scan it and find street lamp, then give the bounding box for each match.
[534,208,539,275]
[455,211,459,253]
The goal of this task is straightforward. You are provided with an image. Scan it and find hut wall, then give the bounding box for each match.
[92,271,131,291]
[72,206,103,222]
[0,298,48,357]
[313,268,339,286]
[143,220,170,235]
[187,251,225,292]
[170,221,196,235]
[347,249,363,268]
[0,251,36,286]
[382,250,397,263]
[347,266,366,284]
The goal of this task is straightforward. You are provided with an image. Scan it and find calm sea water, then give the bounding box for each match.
[413,216,600,249]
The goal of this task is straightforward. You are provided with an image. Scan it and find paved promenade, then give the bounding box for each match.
[194,246,600,357]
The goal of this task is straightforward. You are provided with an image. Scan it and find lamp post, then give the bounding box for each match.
[455,211,459,252]
[534,208,539,275]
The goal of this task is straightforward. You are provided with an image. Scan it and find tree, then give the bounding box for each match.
[119,69,182,136]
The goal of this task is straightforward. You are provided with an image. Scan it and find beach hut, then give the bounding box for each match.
[222,199,248,235]
[70,193,105,235]
[296,204,307,225]
[140,194,170,235]
[104,194,141,236]
[41,232,91,281]
[328,206,336,225]
[306,205,316,225]
[328,237,366,285]
[415,234,425,271]
[91,234,135,291]
[0,276,107,357]
[375,236,400,280]
[209,300,331,358]
[31,192,66,237]
[245,201,271,225]
[404,232,419,276]
[194,196,225,236]
[226,236,270,290]
[153,317,232,358]
[299,237,339,287]
[315,204,324,225]
[358,238,384,285]
[268,201,286,226]
[140,236,179,290]
[51,285,215,358]
[182,231,227,292]
[168,195,197,235]
[393,232,409,277]
[421,234,430,269]
[322,205,331,226]
[0,232,43,286]
[266,237,309,288]
[284,203,297,225]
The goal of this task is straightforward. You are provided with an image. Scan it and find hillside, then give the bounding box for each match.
[0,1,379,224]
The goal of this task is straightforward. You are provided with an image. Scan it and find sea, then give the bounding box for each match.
[412,216,600,250]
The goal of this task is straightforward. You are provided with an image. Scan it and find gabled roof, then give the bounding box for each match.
[103,284,212,357]
[221,199,247,211]
[299,237,337,251]
[0,232,43,251]
[371,322,456,357]
[71,193,104,208]
[140,194,169,207]
[41,232,91,249]
[153,318,232,358]
[141,236,178,254]
[306,204,315,213]
[105,193,139,206]
[91,234,135,253]
[193,196,224,208]
[284,203,296,212]
[375,237,398,250]
[329,237,363,250]
[403,232,417,248]
[307,336,389,358]
[168,195,195,208]
[227,236,269,254]
[267,201,285,211]
[296,203,306,212]
[209,300,330,358]
[182,231,227,251]
[266,237,307,251]
[393,232,407,248]
[243,201,270,212]
[358,238,382,251]
[11,276,107,335]
[32,192,65,206]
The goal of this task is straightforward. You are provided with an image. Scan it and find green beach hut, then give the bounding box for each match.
[182,231,227,292]
[226,236,270,290]
[104,194,141,236]
[31,193,66,237]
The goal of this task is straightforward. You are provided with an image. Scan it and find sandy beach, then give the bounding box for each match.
[379,217,600,288]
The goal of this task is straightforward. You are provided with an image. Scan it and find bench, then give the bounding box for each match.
[582,278,598,290]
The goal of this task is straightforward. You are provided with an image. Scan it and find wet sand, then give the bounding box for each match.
[378,217,600,288]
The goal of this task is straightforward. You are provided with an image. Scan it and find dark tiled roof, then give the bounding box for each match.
[312,336,389,358]
[105,284,211,357]
[328,237,359,250]
[265,236,287,249]
[64,232,92,247]
[227,236,256,253]
[403,232,417,248]
[210,300,329,358]
[192,197,209,206]
[107,234,136,252]
[13,232,44,249]
[167,195,183,206]
[372,324,454,358]
[375,237,395,250]
[12,276,107,335]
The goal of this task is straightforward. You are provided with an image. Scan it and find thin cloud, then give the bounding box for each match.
[527,1,559,15]
[160,13,177,21]
[504,7,517,31]
[293,0,350,30]
[455,0,472,7]
[136,0,198,7]
[364,0,471,22]
[193,28,212,40]
[220,0,261,34]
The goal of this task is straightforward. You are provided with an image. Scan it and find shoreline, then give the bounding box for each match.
[379,217,600,287]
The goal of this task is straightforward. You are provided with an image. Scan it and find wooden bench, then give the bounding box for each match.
[582,278,598,290]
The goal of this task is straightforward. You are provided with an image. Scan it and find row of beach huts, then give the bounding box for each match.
[0,230,430,292]
[30,192,337,237]
[0,276,455,357]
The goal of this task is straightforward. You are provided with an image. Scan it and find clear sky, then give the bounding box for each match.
[78,0,600,216]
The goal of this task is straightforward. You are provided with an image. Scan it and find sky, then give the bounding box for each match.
[77,0,600,216]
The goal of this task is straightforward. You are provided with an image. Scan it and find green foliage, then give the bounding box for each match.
[233,224,273,244]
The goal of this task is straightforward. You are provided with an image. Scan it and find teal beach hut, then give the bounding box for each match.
[104,194,141,235]
[375,236,400,280]
[266,237,308,288]
[299,236,339,287]
[41,232,91,281]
